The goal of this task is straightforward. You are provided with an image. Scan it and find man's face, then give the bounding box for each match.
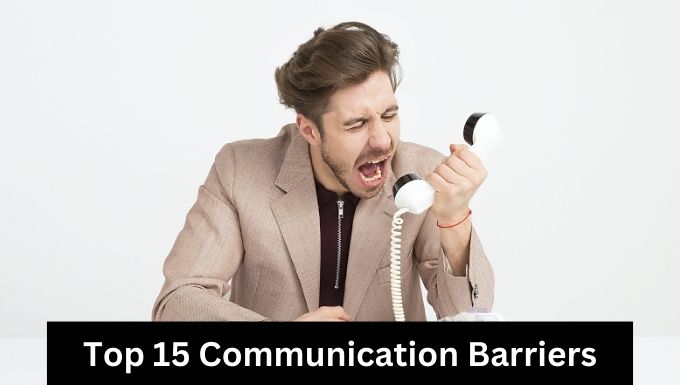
[319,71,400,199]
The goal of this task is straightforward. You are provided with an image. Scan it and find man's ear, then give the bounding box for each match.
[296,114,322,146]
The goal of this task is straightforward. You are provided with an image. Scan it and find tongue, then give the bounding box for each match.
[359,162,379,177]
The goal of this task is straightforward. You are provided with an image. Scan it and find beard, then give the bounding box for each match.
[320,140,353,192]
[320,139,392,199]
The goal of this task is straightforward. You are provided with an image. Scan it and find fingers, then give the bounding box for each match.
[426,172,450,193]
[448,143,487,183]
[338,313,352,321]
[321,306,352,321]
[444,155,476,181]
[434,163,468,186]
[450,143,485,171]
[331,306,352,321]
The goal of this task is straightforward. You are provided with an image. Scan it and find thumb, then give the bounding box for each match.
[450,143,468,154]
[332,306,352,321]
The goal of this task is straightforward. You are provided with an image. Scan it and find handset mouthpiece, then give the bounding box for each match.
[393,175,434,214]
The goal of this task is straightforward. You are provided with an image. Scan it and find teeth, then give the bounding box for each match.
[367,156,388,165]
[359,155,387,184]
[361,167,382,182]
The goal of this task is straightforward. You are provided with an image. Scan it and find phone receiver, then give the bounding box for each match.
[392,113,503,214]
[388,113,503,321]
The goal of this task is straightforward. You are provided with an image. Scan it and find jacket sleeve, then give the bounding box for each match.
[152,144,267,321]
[413,210,495,319]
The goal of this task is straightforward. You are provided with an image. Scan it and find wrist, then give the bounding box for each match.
[437,207,471,225]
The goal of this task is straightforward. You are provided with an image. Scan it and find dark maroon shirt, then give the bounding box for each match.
[315,179,360,307]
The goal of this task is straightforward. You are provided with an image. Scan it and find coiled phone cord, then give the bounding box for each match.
[390,207,410,322]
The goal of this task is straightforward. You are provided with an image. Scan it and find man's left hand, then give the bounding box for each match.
[426,143,487,224]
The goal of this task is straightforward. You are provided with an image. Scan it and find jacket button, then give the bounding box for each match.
[473,284,479,299]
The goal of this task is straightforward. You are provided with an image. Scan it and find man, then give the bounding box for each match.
[152,21,494,321]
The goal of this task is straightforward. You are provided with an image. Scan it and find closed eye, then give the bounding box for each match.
[349,121,367,131]
[348,112,397,131]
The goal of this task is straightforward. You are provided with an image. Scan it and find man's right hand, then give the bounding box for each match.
[294,306,352,321]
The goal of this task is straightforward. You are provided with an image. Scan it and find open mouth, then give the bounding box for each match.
[357,155,389,187]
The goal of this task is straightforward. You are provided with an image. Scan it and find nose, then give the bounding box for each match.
[367,114,391,150]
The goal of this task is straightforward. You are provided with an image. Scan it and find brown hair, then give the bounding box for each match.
[275,21,401,131]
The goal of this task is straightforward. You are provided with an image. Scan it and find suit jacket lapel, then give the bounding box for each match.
[271,127,320,312]
[343,169,398,318]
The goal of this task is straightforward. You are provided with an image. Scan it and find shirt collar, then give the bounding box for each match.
[314,178,360,207]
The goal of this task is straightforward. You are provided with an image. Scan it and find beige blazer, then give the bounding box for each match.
[152,124,494,321]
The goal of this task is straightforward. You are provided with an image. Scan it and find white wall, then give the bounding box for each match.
[1,0,678,337]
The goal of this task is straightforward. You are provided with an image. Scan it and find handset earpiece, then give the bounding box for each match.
[463,112,503,162]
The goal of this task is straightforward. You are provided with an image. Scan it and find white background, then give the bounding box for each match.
[1,0,679,339]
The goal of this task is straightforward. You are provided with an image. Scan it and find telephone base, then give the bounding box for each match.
[438,308,505,322]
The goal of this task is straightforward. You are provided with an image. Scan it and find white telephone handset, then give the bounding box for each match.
[389,113,504,321]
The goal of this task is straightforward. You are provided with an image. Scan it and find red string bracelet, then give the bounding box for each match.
[436,209,472,229]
